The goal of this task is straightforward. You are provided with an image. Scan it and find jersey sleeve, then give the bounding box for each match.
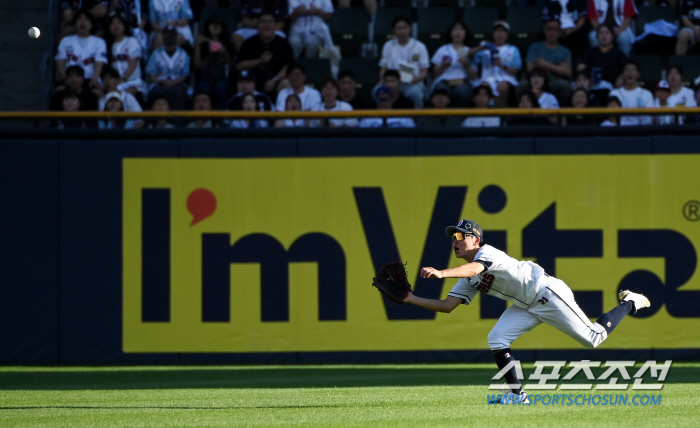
[417,41,430,69]
[180,0,195,20]
[448,278,479,304]
[431,45,446,65]
[55,38,68,61]
[473,245,499,271]
[95,37,108,64]
[127,37,142,59]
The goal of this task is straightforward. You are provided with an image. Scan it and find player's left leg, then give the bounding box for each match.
[488,304,542,395]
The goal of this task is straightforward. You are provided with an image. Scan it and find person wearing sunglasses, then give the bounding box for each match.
[402,219,651,404]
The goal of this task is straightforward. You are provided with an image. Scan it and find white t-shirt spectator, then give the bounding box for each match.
[112,36,147,93]
[358,117,416,128]
[668,87,697,107]
[55,34,108,79]
[98,90,142,112]
[288,0,334,36]
[145,46,191,82]
[309,101,357,127]
[609,86,654,125]
[430,44,472,89]
[471,44,521,95]
[275,86,322,111]
[379,38,430,79]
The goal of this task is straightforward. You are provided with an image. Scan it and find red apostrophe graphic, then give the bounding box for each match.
[187,188,217,226]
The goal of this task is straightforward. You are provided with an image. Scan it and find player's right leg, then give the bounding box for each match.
[488,304,542,394]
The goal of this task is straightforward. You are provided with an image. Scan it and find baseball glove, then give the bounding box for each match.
[372,261,412,305]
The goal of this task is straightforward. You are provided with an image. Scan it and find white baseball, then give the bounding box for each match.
[28,27,40,38]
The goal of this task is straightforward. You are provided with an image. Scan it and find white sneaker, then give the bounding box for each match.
[497,390,530,405]
[618,290,650,314]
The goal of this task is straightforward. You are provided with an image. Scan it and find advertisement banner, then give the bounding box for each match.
[123,156,700,352]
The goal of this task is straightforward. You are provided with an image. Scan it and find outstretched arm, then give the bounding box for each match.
[403,293,462,313]
[420,262,485,279]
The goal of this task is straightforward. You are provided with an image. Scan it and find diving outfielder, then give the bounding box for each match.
[405,219,650,402]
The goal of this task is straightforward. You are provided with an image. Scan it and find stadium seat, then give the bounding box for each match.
[470,0,507,16]
[462,6,499,43]
[505,6,542,55]
[628,55,663,88]
[297,58,333,87]
[339,57,380,90]
[375,7,415,43]
[668,55,700,86]
[417,7,460,54]
[331,8,370,58]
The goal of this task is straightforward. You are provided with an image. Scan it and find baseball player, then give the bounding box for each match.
[405,219,650,402]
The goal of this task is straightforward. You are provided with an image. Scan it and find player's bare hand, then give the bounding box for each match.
[420,267,443,279]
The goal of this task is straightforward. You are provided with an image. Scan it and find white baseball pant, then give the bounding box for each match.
[487,278,608,350]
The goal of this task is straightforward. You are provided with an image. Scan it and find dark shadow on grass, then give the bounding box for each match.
[2,365,699,390]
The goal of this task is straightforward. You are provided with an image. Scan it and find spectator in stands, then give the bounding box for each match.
[193,17,236,110]
[186,92,217,128]
[608,59,654,125]
[229,93,271,129]
[359,86,416,128]
[587,0,638,56]
[288,0,335,58]
[53,92,90,129]
[417,88,457,127]
[577,24,626,91]
[543,0,590,59]
[600,95,636,125]
[106,14,147,98]
[226,70,275,112]
[689,86,700,123]
[462,85,501,127]
[309,77,358,127]
[146,26,191,111]
[378,16,430,108]
[60,1,109,38]
[237,12,295,95]
[337,70,373,110]
[150,0,195,49]
[677,0,700,55]
[430,21,476,108]
[99,91,138,129]
[275,63,322,110]
[275,94,307,127]
[652,80,676,125]
[147,95,177,128]
[525,17,572,105]
[109,0,142,29]
[667,65,698,107]
[55,10,108,94]
[51,65,100,112]
[527,67,560,109]
[506,91,551,126]
[563,87,597,125]
[99,66,145,127]
[382,70,415,109]
[469,20,522,107]
[233,1,289,51]
[573,69,607,106]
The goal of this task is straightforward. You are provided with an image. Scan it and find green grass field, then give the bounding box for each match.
[2,363,700,427]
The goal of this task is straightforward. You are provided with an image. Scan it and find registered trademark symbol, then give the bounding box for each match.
[683,200,700,221]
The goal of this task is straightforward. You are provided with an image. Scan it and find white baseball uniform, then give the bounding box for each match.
[55,34,108,79]
[448,245,608,350]
[111,36,147,94]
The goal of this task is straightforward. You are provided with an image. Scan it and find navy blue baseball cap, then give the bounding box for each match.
[445,219,484,243]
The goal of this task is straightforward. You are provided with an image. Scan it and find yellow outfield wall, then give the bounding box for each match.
[123,155,700,353]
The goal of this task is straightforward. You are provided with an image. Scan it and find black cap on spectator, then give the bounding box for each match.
[163,25,177,35]
[338,69,356,81]
[431,87,450,98]
[65,65,85,78]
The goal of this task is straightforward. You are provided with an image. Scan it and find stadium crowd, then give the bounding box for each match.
[50,0,700,129]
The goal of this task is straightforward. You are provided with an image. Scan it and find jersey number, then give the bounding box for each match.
[475,274,495,294]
